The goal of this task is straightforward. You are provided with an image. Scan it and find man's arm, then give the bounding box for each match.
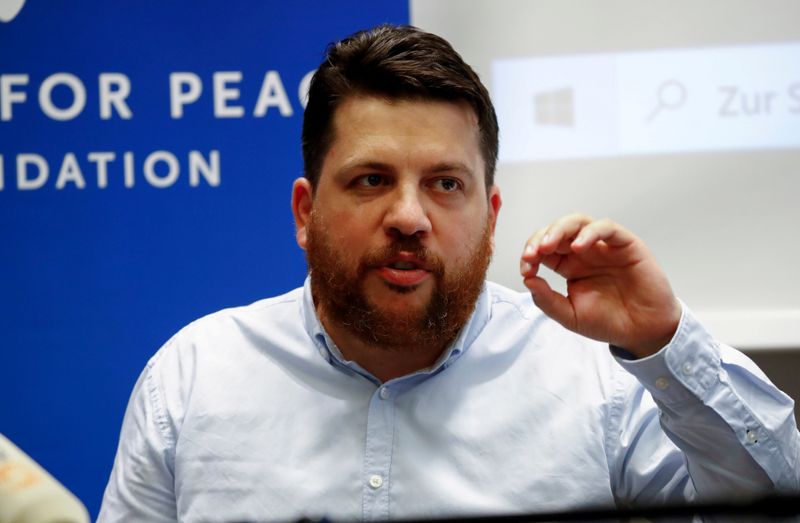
[520,214,800,497]
[98,358,178,522]
[610,304,799,501]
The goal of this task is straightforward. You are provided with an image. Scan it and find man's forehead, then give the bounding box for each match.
[332,94,479,126]
[323,95,484,174]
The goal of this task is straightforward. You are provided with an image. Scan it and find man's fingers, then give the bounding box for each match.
[570,218,636,252]
[520,253,564,279]
[523,276,576,331]
[522,227,548,261]
[522,214,594,262]
[539,253,563,273]
[523,216,637,266]
[539,214,593,254]
[523,214,592,256]
[519,258,539,278]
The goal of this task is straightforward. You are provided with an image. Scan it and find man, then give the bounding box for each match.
[99,25,800,522]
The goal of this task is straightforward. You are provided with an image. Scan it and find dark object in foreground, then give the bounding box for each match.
[288,493,800,523]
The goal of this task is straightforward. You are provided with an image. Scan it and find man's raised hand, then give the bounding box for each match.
[520,214,682,358]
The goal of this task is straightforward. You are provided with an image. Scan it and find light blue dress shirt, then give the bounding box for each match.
[98,279,800,522]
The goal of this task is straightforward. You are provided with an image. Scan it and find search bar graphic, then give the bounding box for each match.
[645,79,687,123]
[492,42,800,162]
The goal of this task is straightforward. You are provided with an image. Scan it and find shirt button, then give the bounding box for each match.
[682,363,693,375]
[746,429,758,443]
[655,377,669,390]
[368,474,384,489]
[379,387,391,400]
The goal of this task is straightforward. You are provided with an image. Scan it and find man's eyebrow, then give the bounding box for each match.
[427,162,476,178]
[336,160,395,175]
[334,160,476,178]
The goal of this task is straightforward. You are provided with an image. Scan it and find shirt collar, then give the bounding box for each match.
[300,276,492,383]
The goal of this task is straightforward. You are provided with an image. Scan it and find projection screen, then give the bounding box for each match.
[412,0,800,349]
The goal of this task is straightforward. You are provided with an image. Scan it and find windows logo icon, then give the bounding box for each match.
[533,87,574,127]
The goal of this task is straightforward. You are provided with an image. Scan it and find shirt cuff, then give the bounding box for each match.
[611,300,722,406]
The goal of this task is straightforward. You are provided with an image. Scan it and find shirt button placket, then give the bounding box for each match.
[362,386,395,520]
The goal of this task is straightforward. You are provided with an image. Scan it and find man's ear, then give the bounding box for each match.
[488,184,502,236]
[291,177,313,250]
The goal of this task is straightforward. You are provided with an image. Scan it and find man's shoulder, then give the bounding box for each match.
[149,285,308,365]
[187,285,305,332]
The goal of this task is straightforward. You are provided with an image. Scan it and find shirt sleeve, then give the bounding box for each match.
[97,353,179,523]
[608,301,800,503]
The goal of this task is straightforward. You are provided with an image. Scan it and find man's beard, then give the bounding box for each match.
[305,215,493,352]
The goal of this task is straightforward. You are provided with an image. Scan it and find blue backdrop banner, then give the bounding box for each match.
[0,0,409,516]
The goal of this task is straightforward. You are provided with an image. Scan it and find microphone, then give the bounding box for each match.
[0,433,89,523]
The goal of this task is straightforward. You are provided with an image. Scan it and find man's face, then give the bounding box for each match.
[293,96,501,350]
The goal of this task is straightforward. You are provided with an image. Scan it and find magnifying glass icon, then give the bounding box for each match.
[646,79,687,123]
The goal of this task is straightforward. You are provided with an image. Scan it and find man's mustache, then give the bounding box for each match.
[359,236,445,277]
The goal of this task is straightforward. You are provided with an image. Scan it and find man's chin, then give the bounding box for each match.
[385,283,417,295]
[365,276,434,308]
[374,298,428,319]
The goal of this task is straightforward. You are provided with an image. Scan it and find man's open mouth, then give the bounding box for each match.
[377,257,431,287]
[388,260,420,270]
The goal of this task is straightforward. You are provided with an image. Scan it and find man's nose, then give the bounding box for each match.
[383,186,432,238]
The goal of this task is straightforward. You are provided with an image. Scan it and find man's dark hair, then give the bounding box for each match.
[302,24,499,191]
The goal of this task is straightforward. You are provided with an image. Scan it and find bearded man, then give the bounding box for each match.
[99,25,800,522]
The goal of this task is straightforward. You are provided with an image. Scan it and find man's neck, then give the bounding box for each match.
[317,307,450,383]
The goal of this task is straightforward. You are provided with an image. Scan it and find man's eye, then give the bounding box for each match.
[433,178,461,192]
[357,174,384,187]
